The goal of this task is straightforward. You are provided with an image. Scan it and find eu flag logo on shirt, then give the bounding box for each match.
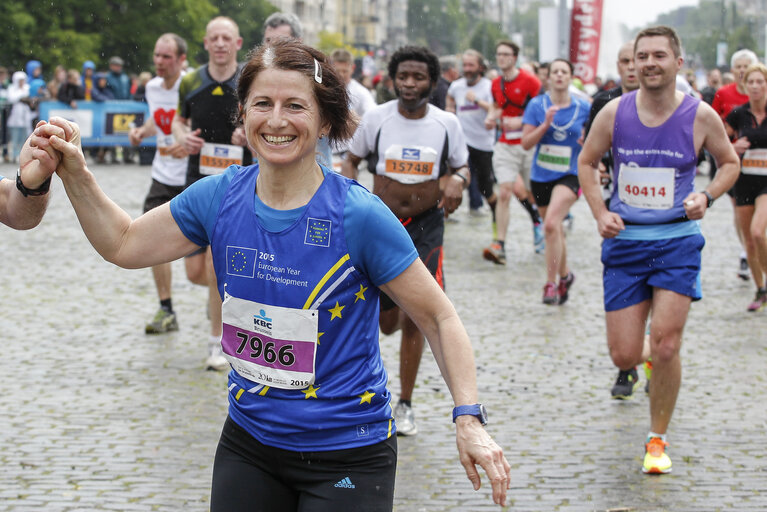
[227,246,256,278]
[402,148,420,160]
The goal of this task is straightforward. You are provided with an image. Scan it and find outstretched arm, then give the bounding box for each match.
[380,262,510,506]
[44,117,199,267]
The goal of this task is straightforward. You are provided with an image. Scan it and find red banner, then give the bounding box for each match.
[569,0,603,85]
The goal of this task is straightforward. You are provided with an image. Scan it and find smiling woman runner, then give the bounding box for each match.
[521,58,589,305]
[34,39,509,512]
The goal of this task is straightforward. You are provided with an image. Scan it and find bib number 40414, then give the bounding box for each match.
[235,331,295,367]
[624,185,666,198]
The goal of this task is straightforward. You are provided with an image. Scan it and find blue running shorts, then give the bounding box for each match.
[601,234,705,312]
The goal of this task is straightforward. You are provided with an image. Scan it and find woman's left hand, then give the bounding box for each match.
[455,417,510,506]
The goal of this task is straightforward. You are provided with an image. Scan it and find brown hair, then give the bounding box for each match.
[237,40,357,145]
[635,26,682,58]
[329,48,353,64]
[495,40,519,57]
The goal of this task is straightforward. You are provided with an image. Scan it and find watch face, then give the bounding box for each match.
[479,404,488,424]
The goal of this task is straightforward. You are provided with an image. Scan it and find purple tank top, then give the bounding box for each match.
[610,90,700,224]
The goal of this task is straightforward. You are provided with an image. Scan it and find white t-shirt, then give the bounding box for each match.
[349,100,469,184]
[145,75,188,186]
[348,78,376,119]
[447,77,495,152]
[334,79,378,155]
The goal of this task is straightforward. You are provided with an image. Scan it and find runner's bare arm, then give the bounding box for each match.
[379,261,510,507]
[341,152,362,180]
[577,101,624,238]
[445,93,456,114]
[129,115,157,146]
[684,103,740,219]
[438,164,469,214]
[45,118,200,267]
[484,101,500,130]
[172,113,203,155]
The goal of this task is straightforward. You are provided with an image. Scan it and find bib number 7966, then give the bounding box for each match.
[235,331,296,367]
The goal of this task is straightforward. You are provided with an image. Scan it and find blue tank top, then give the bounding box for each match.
[611,90,700,224]
[210,165,392,451]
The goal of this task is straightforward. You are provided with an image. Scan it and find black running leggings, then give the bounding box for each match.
[210,416,397,512]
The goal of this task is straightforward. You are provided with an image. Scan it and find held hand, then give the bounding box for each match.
[45,117,88,179]
[455,417,510,507]
[184,128,204,155]
[683,192,707,220]
[597,210,625,238]
[20,120,65,188]
[438,174,464,215]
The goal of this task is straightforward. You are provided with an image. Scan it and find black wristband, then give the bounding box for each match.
[700,190,714,208]
[452,172,468,187]
[16,168,52,197]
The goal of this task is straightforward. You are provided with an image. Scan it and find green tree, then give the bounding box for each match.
[656,0,761,69]
[466,21,508,61]
[0,0,277,79]
[407,0,472,56]
[210,0,278,55]
[316,31,366,58]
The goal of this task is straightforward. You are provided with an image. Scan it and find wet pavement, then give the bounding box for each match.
[1,161,765,511]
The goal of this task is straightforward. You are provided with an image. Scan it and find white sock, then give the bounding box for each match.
[647,431,667,443]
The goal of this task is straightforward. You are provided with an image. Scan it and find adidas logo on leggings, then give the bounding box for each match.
[334,477,356,489]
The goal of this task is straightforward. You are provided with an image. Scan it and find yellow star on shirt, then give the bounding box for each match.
[358,390,375,405]
[302,384,319,399]
[317,331,324,345]
[354,284,368,303]
[328,301,345,320]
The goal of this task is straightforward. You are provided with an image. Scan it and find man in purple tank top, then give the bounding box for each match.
[578,26,739,475]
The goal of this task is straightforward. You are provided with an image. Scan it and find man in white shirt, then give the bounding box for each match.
[129,33,192,336]
[329,48,376,168]
[446,49,496,215]
[342,46,470,437]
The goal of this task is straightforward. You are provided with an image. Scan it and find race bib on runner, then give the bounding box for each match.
[536,144,572,173]
[200,143,243,175]
[742,149,767,176]
[221,293,318,390]
[618,164,675,210]
[383,145,438,184]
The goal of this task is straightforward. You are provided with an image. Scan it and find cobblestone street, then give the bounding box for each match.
[1,161,765,511]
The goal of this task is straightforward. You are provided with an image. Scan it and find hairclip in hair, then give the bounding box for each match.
[314,58,323,84]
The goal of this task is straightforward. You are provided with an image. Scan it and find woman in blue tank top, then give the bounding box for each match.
[725,63,767,311]
[521,58,589,305]
[32,40,510,511]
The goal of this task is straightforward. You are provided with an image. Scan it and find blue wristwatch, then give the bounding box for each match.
[452,404,488,425]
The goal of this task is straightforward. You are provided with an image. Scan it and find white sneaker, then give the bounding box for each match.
[394,401,418,436]
[205,341,229,371]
